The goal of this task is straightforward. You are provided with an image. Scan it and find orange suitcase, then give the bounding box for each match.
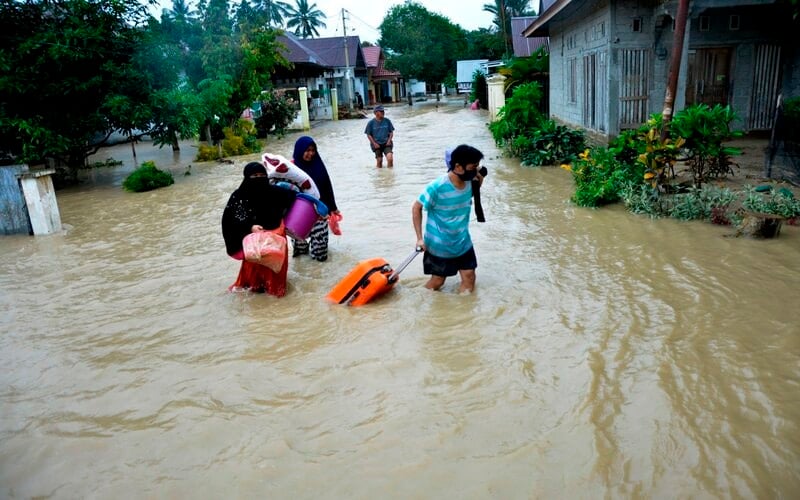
[326,248,421,306]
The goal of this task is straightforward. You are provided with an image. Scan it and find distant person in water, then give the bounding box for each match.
[221,162,296,296]
[364,105,395,168]
[291,136,340,262]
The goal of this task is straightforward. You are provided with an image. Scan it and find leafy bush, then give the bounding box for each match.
[196,144,219,162]
[122,161,174,192]
[782,96,800,122]
[221,119,261,157]
[668,185,736,221]
[255,92,297,138]
[742,185,800,218]
[670,104,742,186]
[470,70,487,109]
[488,82,545,145]
[620,184,665,218]
[565,147,646,207]
[518,120,586,166]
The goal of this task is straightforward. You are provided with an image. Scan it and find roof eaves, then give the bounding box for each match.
[523,0,575,37]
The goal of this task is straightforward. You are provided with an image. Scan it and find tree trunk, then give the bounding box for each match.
[171,130,180,152]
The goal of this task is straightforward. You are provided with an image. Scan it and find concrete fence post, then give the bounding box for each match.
[487,74,507,122]
[298,87,310,131]
[331,88,339,121]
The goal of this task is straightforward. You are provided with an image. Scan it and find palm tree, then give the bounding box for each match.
[259,0,291,27]
[163,0,197,24]
[482,0,533,55]
[285,0,327,39]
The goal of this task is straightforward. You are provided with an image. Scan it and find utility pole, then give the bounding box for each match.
[660,0,690,140]
[342,8,354,110]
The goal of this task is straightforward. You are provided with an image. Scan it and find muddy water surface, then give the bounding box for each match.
[1,101,799,498]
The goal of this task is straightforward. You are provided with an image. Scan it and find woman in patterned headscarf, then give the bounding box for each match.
[291,136,340,262]
[222,162,296,296]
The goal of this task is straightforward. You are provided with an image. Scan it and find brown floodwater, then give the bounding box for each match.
[1,100,799,498]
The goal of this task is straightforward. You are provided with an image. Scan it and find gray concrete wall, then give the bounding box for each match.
[548,0,611,133]
[546,0,797,139]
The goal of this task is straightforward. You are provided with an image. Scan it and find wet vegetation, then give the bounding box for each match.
[122,161,175,193]
[489,86,800,230]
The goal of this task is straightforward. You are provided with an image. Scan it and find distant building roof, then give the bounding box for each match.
[361,45,401,79]
[276,32,327,66]
[512,16,549,56]
[362,46,380,68]
[301,36,367,69]
[457,59,489,83]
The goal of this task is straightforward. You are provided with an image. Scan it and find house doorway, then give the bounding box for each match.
[685,47,732,107]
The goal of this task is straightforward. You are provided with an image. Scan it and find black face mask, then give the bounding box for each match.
[457,169,477,181]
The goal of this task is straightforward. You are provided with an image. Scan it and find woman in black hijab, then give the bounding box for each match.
[222,162,296,296]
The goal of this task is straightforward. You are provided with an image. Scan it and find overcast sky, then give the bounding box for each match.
[153,0,535,44]
[313,0,503,43]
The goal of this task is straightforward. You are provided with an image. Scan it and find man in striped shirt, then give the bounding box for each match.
[412,144,485,293]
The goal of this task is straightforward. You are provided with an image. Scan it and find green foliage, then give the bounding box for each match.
[668,186,736,221]
[636,122,686,192]
[518,121,586,167]
[122,161,175,192]
[196,144,220,162]
[742,185,800,218]
[498,49,549,95]
[567,147,646,207]
[670,104,742,186]
[470,70,488,109]
[379,2,467,84]
[285,0,327,39]
[254,92,298,137]
[221,119,261,156]
[0,0,150,176]
[620,184,665,218]
[489,82,544,144]
[463,28,505,60]
[783,96,800,121]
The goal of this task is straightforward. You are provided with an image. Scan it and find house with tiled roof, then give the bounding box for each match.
[362,46,404,105]
[301,36,369,109]
[272,33,377,117]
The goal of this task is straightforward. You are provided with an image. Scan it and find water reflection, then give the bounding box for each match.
[1,99,799,497]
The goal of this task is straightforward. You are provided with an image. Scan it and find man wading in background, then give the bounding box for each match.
[364,105,395,168]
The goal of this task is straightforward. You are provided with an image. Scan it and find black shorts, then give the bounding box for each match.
[423,246,477,277]
[372,144,393,158]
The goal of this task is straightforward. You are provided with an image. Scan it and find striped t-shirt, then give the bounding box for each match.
[418,174,473,258]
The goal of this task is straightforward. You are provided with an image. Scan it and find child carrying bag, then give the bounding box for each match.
[242,224,287,272]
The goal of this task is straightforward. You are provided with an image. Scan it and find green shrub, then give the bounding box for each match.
[742,185,800,218]
[670,104,742,186]
[566,147,646,207]
[518,120,586,166]
[470,70,487,109]
[488,82,544,146]
[122,161,174,192]
[668,185,736,221]
[620,183,665,218]
[196,144,219,162]
[255,92,297,138]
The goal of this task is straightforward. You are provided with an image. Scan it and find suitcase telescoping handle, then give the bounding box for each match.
[388,246,423,283]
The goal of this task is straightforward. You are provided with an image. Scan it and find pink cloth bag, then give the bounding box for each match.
[242,226,287,272]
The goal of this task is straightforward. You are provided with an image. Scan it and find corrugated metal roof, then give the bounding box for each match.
[362,46,380,68]
[511,16,549,56]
